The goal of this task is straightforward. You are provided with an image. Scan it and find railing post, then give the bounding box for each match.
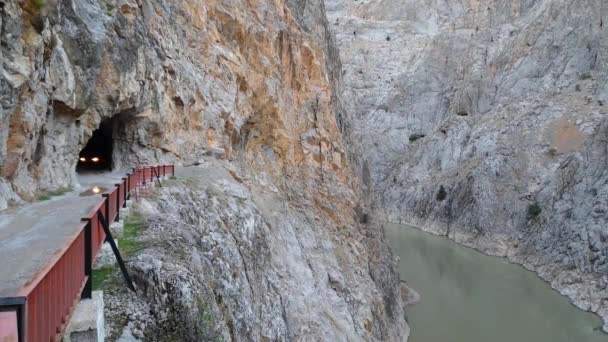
[151,167,162,187]
[16,299,25,342]
[122,178,128,207]
[132,168,137,190]
[96,211,136,293]
[0,297,26,342]
[102,194,110,225]
[114,184,121,222]
[81,220,92,299]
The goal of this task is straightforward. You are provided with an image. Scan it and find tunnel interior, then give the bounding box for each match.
[76,119,113,172]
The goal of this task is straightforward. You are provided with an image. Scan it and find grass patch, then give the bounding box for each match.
[48,187,71,196]
[161,176,185,188]
[36,187,71,201]
[32,0,47,9]
[192,294,221,341]
[92,265,116,290]
[36,194,51,201]
[119,211,145,256]
[89,213,146,289]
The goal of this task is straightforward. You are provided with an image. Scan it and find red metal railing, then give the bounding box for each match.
[88,201,107,260]
[17,227,86,342]
[0,164,175,342]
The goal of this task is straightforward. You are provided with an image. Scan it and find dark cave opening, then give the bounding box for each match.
[76,119,114,172]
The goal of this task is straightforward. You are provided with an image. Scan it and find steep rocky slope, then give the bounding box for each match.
[104,161,409,341]
[325,0,608,330]
[1,0,409,339]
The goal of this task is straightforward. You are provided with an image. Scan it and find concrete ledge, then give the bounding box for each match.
[119,207,130,219]
[111,220,124,238]
[64,291,104,342]
[95,239,118,268]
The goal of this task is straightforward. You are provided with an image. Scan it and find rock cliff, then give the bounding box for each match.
[325,0,608,330]
[1,0,349,203]
[1,0,409,340]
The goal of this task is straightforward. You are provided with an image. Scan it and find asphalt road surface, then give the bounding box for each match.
[0,171,127,297]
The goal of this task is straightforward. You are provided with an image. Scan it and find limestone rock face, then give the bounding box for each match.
[1,0,346,203]
[1,0,409,339]
[325,0,608,330]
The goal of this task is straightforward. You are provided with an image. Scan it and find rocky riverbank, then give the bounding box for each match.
[392,217,608,333]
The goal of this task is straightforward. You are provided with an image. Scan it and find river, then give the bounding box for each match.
[384,223,607,342]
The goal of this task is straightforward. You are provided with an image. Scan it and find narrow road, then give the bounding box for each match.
[0,171,127,297]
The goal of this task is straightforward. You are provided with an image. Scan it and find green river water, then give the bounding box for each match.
[384,223,607,342]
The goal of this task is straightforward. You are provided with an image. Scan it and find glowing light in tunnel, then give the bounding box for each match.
[91,157,100,163]
[79,157,86,162]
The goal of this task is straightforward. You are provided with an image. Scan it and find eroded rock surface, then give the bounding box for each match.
[325,0,608,330]
[104,161,408,341]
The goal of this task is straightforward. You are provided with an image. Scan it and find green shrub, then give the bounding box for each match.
[36,194,51,201]
[409,133,425,142]
[547,148,558,158]
[436,185,447,201]
[104,2,115,16]
[119,211,144,256]
[527,202,542,219]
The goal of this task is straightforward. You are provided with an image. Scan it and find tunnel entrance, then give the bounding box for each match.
[76,119,113,172]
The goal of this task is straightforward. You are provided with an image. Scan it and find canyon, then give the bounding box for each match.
[325,0,608,332]
[1,0,408,339]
